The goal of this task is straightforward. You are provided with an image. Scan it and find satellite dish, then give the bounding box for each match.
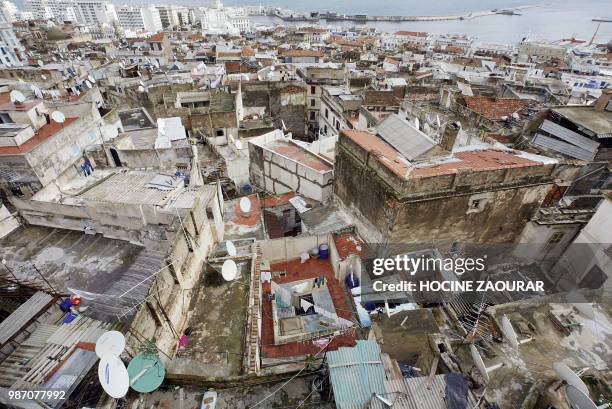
[239,197,251,214]
[127,352,165,393]
[37,59,44,67]
[95,331,126,359]
[500,315,532,350]
[565,385,607,409]
[98,355,129,399]
[9,90,26,103]
[51,111,66,124]
[88,75,95,83]
[138,86,145,92]
[221,259,238,281]
[470,344,503,383]
[235,140,243,150]
[226,241,237,257]
[553,362,589,396]
[41,74,47,80]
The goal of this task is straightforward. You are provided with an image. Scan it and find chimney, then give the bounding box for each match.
[440,122,460,151]
[594,88,612,112]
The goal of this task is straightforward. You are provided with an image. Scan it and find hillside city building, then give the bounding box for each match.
[0,2,610,409]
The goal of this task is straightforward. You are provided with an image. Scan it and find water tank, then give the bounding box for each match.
[319,244,329,260]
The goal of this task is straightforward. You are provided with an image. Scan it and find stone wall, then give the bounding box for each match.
[334,133,558,245]
[240,82,307,140]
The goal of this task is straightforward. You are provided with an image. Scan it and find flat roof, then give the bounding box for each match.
[267,140,333,173]
[0,118,78,155]
[0,226,165,322]
[78,171,183,205]
[553,106,612,136]
[410,149,542,178]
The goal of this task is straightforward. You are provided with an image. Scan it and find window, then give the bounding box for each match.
[309,111,315,120]
[310,85,315,94]
[336,121,340,131]
[216,129,224,136]
[324,125,327,135]
[547,231,564,245]
[310,99,315,107]
[325,108,328,119]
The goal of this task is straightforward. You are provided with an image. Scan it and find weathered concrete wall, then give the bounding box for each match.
[115,146,192,169]
[241,82,306,139]
[125,193,215,361]
[334,136,556,244]
[248,139,333,202]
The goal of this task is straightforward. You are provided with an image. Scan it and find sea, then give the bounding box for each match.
[239,0,612,44]
[13,0,612,44]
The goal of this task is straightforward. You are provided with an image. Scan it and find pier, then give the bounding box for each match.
[265,4,538,23]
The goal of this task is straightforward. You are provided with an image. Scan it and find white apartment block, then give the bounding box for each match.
[117,5,162,33]
[75,0,117,26]
[25,0,79,22]
[0,13,23,67]
[156,5,190,28]
[0,1,18,22]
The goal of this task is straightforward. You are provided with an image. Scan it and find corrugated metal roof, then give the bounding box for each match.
[0,292,54,345]
[327,340,388,409]
[384,374,476,409]
[540,119,600,152]
[532,134,595,161]
[375,114,437,160]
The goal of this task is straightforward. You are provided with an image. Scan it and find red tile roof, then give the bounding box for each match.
[146,32,165,42]
[395,31,428,37]
[410,149,541,178]
[0,118,78,155]
[261,258,357,359]
[463,96,530,121]
[341,129,410,177]
[333,232,370,260]
[281,49,323,58]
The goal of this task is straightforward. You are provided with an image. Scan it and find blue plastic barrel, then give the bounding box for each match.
[319,244,329,260]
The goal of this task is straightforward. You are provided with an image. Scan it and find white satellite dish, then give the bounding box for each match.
[138,86,145,92]
[226,241,237,257]
[239,197,252,214]
[41,74,47,80]
[470,344,503,383]
[9,90,26,103]
[95,331,126,359]
[565,385,609,409]
[553,362,589,396]
[51,111,66,124]
[221,259,238,281]
[37,59,44,67]
[98,355,129,399]
[500,315,532,350]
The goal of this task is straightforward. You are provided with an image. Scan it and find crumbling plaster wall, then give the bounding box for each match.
[125,195,214,360]
[334,137,557,245]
